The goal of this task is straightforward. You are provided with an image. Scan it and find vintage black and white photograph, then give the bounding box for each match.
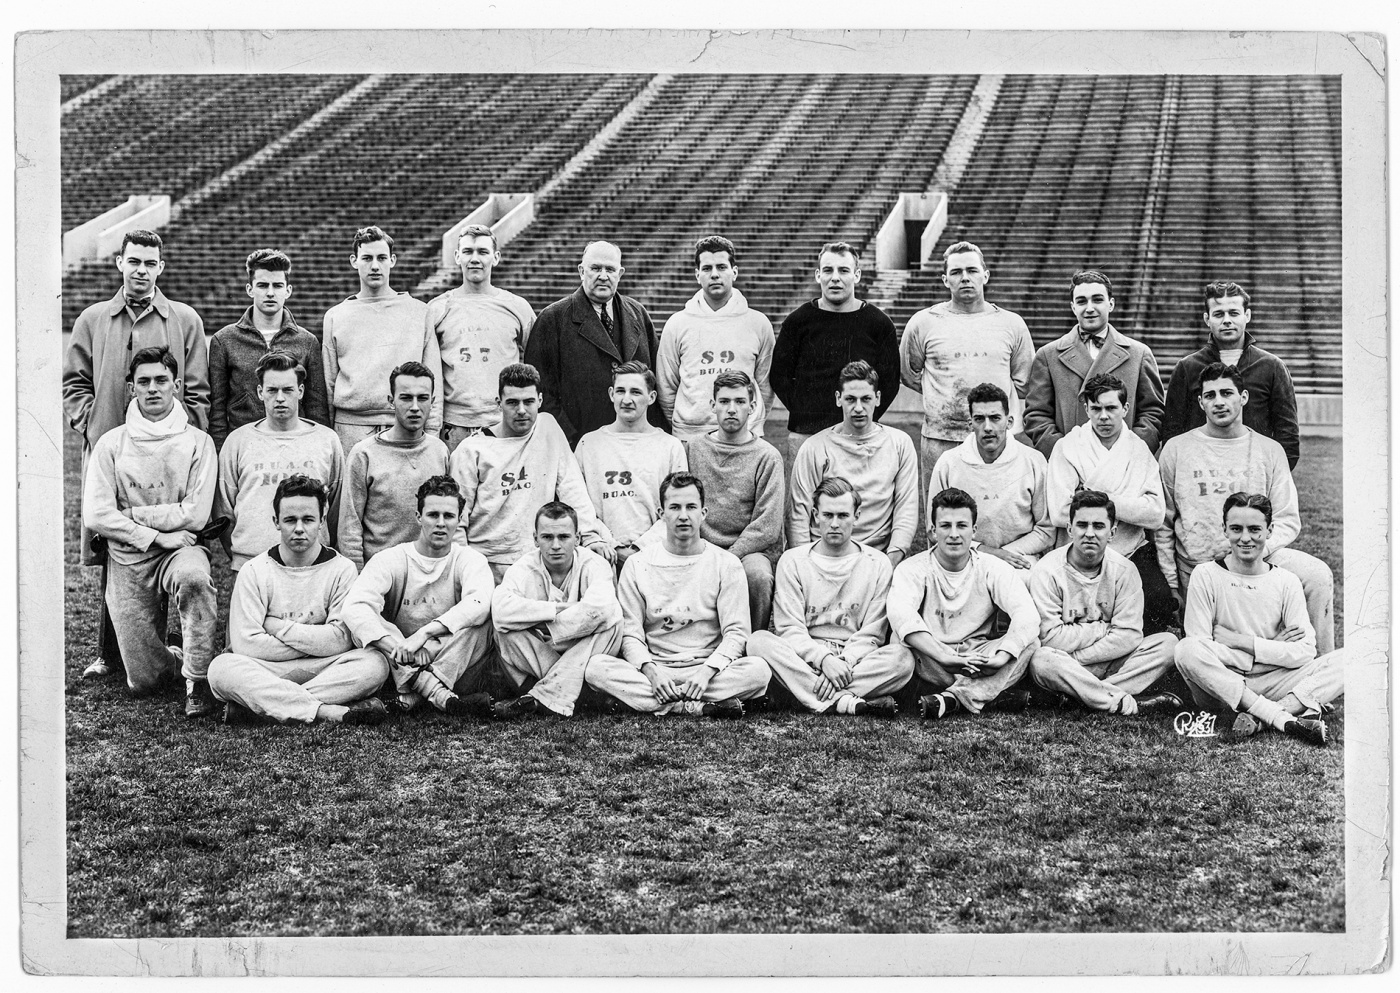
[14,25,1390,978]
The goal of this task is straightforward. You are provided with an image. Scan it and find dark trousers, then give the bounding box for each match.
[1131,540,1176,635]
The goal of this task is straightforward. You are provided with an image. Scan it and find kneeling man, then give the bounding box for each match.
[585,472,771,716]
[207,475,390,725]
[491,501,624,718]
[342,475,496,716]
[887,487,1039,719]
[1028,490,1180,715]
[1174,493,1343,745]
[751,477,913,716]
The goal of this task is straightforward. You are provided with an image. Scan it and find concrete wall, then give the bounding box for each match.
[63,195,170,267]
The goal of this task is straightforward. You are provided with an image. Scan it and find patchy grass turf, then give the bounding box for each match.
[63,423,1345,936]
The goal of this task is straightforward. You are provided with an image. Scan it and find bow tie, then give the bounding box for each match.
[1079,330,1105,347]
[126,296,153,313]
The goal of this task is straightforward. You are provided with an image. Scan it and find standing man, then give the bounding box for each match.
[751,478,914,716]
[900,241,1035,504]
[1046,373,1173,634]
[82,347,219,716]
[769,241,901,461]
[886,487,1040,720]
[1161,281,1301,469]
[584,472,772,717]
[207,248,329,450]
[1155,363,1335,653]
[425,223,536,452]
[216,351,344,573]
[788,361,919,568]
[930,382,1052,577]
[574,361,687,569]
[323,226,442,453]
[206,475,390,726]
[1023,270,1165,458]
[337,362,450,570]
[491,502,625,719]
[524,240,662,448]
[1028,490,1180,715]
[656,235,775,441]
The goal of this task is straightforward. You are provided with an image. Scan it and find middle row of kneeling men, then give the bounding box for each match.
[210,465,1338,735]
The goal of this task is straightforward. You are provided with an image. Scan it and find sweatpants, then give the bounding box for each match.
[207,648,390,723]
[1179,548,1335,654]
[107,546,217,694]
[1173,636,1346,718]
[742,553,776,632]
[333,420,387,455]
[379,621,494,710]
[441,424,488,454]
[912,638,1036,715]
[1131,541,1176,636]
[1030,632,1178,713]
[497,619,624,717]
[785,430,812,464]
[584,654,772,714]
[750,631,913,712]
[918,435,961,527]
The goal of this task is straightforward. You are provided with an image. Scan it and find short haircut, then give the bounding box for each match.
[966,382,1009,414]
[352,225,394,254]
[535,500,579,532]
[930,486,978,526]
[694,235,737,268]
[272,473,328,517]
[611,359,657,393]
[120,229,163,257]
[255,349,306,386]
[1204,280,1251,309]
[813,475,862,515]
[659,470,705,507]
[1069,488,1117,527]
[416,474,465,513]
[1196,361,1245,395]
[712,369,756,400]
[942,240,986,269]
[1070,270,1114,297]
[245,248,291,279]
[817,241,860,267]
[581,240,622,261]
[1223,491,1273,527]
[457,223,498,253]
[1080,373,1128,407]
[498,362,541,395]
[838,359,879,392]
[127,345,178,381]
[389,361,435,394]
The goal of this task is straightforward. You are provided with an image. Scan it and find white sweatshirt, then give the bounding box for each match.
[229,547,359,661]
[426,285,536,429]
[1028,545,1144,664]
[931,434,1051,554]
[492,546,622,642]
[83,400,217,566]
[1183,560,1316,671]
[772,541,895,667]
[1046,423,1163,557]
[574,426,688,546]
[450,412,603,567]
[887,549,1038,657]
[617,540,751,669]
[341,541,494,646]
[322,292,441,429]
[657,288,775,440]
[788,424,919,553]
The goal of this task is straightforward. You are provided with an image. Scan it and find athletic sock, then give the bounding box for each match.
[411,670,457,712]
[675,700,705,716]
[1114,694,1139,716]
[1245,695,1291,732]
[835,694,860,715]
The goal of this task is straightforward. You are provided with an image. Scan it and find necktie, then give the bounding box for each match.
[599,304,613,335]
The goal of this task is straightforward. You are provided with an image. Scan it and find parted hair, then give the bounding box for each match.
[838,359,879,392]
[694,235,737,268]
[1196,361,1245,395]
[416,474,465,514]
[818,241,860,267]
[813,475,862,515]
[712,369,755,399]
[929,486,978,526]
[1069,488,1117,526]
[256,349,307,386]
[457,222,499,253]
[389,361,435,394]
[127,345,178,380]
[272,473,328,517]
[499,362,541,394]
[120,229,163,257]
[942,240,986,269]
[1079,373,1128,407]
[352,225,394,254]
[966,382,1009,414]
[535,500,580,532]
[245,248,291,278]
[611,359,657,393]
[1070,269,1114,297]
[1223,491,1273,527]
[1204,280,1251,308]
[659,470,706,507]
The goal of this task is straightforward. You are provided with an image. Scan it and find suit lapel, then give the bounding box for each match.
[1088,325,1130,378]
[617,297,644,361]
[570,290,621,361]
[1054,331,1092,380]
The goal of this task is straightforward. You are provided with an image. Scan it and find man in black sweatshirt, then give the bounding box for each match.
[770,242,901,460]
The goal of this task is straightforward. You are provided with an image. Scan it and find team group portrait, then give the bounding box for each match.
[56,69,1348,940]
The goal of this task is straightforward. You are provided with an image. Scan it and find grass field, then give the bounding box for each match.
[62,422,1345,936]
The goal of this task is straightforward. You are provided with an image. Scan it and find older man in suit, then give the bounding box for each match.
[523,241,664,448]
[1022,270,1165,459]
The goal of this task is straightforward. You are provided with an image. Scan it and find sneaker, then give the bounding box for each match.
[919,692,960,720]
[341,697,389,726]
[700,697,744,719]
[1135,691,1183,716]
[852,695,898,718]
[444,691,495,718]
[221,699,262,726]
[82,658,114,680]
[1283,717,1329,747]
[987,688,1031,713]
[492,695,540,720]
[184,679,217,719]
[1231,712,1262,738]
[745,694,773,714]
[594,692,627,716]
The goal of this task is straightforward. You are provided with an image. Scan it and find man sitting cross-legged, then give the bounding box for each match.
[341,475,496,717]
[584,472,771,717]
[491,501,625,719]
[1027,490,1181,715]
[887,487,1040,720]
[750,477,913,716]
[207,475,390,726]
[1173,492,1344,746]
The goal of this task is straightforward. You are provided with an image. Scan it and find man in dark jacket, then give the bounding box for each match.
[208,248,330,449]
[523,241,662,448]
[1160,280,1300,469]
